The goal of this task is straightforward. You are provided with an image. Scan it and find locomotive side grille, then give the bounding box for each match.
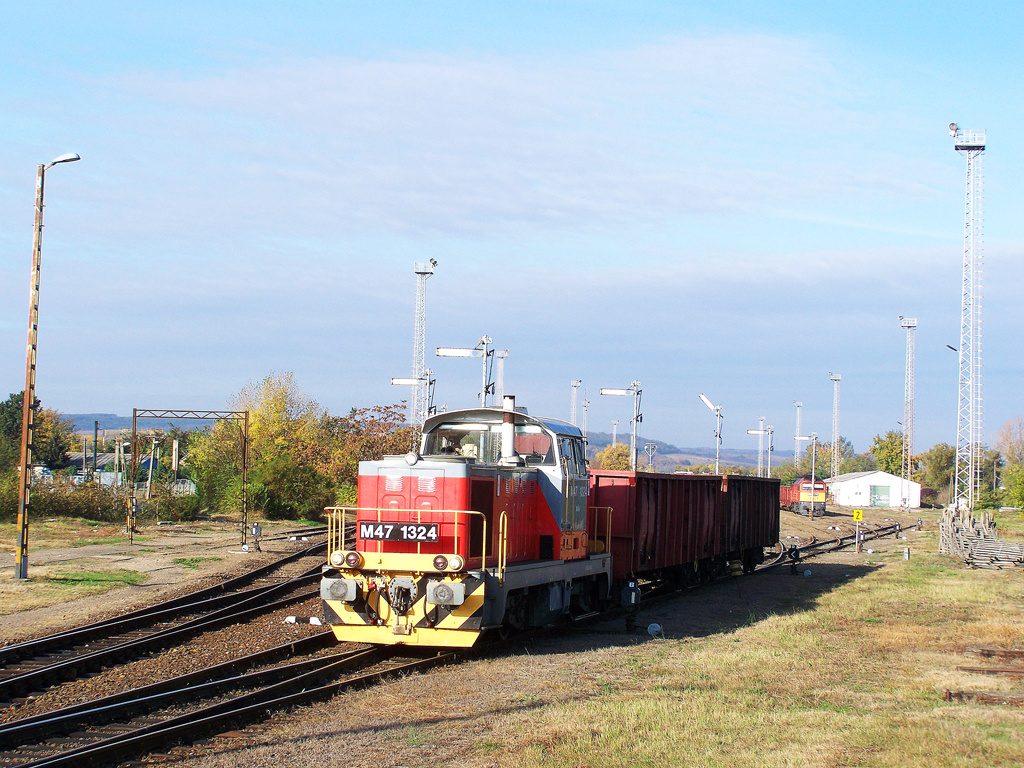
[417,476,437,493]
[384,476,404,492]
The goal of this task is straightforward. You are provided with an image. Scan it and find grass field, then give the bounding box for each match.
[461,526,1024,767]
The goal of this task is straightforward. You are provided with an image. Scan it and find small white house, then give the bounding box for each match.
[827,470,921,509]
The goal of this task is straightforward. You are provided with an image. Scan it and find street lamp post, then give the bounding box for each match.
[644,442,658,469]
[15,152,80,580]
[699,393,723,474]
[436,336,493,407]
[796,432,819,519]
[600,381,641,471]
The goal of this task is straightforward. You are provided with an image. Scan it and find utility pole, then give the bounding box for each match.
[570,380,582,426]
[611,420,619,445]
[14,152,80,580]
[950,123,986,511]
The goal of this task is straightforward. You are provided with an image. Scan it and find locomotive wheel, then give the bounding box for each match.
[506,591,528,631]
[570,582,593,617]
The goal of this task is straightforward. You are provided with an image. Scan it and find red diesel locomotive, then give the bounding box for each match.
[320,397,780,648]
[779,478,827,515]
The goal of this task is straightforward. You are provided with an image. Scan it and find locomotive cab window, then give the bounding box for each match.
[423,422,556,466]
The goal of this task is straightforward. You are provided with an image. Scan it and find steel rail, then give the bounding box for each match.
[0,571,322,703]
[0,633,341,750]
[14,650,457,768]
[0,540,326,666]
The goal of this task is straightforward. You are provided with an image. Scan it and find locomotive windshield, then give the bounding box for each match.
[422,423,555,465]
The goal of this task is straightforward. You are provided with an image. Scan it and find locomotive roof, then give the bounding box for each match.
[423,407,583,439]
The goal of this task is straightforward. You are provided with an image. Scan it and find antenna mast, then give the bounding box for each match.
[950,123,985,510]
[411,260,437,425]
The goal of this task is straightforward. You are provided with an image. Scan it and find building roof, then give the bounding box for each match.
[827,470,920,487]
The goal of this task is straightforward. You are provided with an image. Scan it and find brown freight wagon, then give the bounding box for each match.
[588,470,780,582]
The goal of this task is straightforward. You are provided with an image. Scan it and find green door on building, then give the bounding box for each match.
[869,485,890,507]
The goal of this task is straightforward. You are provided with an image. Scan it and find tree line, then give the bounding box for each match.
[0,373,415,522]
[590,420,1024,510]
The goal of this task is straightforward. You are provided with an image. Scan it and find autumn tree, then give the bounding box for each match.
[870,431,904,475]
[0,393,74,473]
[187,373,415,519]
[592,443,631,471]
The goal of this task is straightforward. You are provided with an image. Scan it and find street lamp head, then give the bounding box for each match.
[47,153,81,168]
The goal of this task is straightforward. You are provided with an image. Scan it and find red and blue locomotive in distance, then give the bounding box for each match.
[320,396,780,648]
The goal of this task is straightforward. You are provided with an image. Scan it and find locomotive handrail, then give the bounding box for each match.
[587,506,613,555]
[498,511,508,585]
[324,506,489,568]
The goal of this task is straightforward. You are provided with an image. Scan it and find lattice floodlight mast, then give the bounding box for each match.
[950,123,985,510]
[829,373,841,479]
[410,260,437,426]
[900,317,918,497]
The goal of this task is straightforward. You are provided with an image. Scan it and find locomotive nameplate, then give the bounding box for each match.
[359,522,440,543]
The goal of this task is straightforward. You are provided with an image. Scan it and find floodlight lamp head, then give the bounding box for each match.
[436,347,478,358]
[949,122,959,137]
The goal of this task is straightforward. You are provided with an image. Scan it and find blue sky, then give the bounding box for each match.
[1,2,1021,456]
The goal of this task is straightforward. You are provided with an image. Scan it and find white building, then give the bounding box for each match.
[826,470,921,509]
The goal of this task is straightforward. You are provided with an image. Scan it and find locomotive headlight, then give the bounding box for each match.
[433,555,449,571]
[448,555,465,571]
[330,551,344,567]
[344,551,363,568]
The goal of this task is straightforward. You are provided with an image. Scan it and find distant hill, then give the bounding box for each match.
[66,414,214,433]
[584,430,795,470]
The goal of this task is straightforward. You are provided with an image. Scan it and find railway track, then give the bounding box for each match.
[0,541,326,705]
[0,519,907,765]
[0,637,454,768]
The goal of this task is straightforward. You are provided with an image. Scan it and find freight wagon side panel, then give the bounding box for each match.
[588,471,640,579]
[590,471,725,580]
[721,475,781,553]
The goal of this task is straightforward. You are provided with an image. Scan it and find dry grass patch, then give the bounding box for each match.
[475,550,1024,768]
[0,518,139,551]
[0,565,146,617]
